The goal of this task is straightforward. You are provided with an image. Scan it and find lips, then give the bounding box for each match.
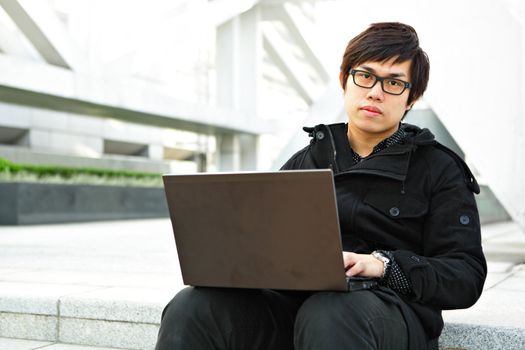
[360,106,383,115]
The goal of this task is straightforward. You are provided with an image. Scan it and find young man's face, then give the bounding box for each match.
[341,57,413,139]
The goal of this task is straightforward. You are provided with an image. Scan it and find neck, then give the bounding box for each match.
[347,124,399,157]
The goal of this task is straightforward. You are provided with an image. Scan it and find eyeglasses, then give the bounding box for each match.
[349,69,412,95]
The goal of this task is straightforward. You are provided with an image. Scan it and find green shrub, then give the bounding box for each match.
[0,158,11,171]
[0,157,163,186]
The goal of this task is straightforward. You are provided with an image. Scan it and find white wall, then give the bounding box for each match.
[311,0,525,229]
[418,0,524,229]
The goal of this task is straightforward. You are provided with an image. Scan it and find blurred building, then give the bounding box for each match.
[0,0,523,229]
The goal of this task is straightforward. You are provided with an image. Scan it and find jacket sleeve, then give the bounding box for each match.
[393,151,487,310]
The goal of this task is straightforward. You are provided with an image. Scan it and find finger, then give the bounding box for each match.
[346,261,365,277]
[342,251,356,268]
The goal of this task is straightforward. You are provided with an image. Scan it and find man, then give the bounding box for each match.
[156,22,486,350]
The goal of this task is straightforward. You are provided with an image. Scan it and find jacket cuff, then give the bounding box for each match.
[381,250,413,295]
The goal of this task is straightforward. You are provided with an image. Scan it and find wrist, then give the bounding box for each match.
[371,251,391,279]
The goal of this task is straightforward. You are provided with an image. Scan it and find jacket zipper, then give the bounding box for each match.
[324,125,340,173]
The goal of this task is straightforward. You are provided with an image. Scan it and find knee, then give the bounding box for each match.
[157,287,225,350]
[294,291,381,334]
[161,287,270,327]
[159,287,195,326]
[160,287,228,325]
[295,292,346,331]
[294,291,407,349]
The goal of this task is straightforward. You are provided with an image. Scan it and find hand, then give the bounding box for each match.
[342,251,384,278]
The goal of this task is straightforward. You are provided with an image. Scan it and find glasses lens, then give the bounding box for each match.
[353,71,376,88]
[383,78,406,95]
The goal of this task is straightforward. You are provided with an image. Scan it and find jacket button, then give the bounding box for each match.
[460,215,470,225]
[389,207,400,217]
[316,131,325,140]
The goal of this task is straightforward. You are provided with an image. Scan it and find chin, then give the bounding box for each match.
[353,121,398,136]
[353,118,382,130]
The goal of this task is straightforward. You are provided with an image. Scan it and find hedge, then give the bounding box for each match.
[0,157,163,184]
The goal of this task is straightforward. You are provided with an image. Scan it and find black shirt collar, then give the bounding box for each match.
[349,126,406,165]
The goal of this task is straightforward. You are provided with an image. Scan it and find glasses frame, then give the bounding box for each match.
[349,69,412,95]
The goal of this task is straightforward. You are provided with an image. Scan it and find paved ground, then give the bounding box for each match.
[0,219,180,350]
[0,218,524,349]
[0,338,125,350]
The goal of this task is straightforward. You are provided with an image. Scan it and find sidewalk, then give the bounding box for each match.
[0,219,180,350]
[0,219,524,350]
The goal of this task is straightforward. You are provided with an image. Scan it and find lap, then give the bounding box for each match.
[161,286,306,321]
[296,290,408,350]
[157,288,408,350]
[299,289,401,320]
[156,287,307,350]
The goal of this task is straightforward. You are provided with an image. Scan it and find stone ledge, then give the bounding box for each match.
[439,323,525,350]
[0,312,57,341]
[59,317,159,350]
[59,287,175,324]
[0,182,168,225]
[3,296,525,350]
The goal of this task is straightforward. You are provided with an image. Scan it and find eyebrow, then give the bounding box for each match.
[360,65,407,78]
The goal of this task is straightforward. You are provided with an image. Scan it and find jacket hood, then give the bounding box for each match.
[400,123,437,146]
[302,122,480,194]
[303,122,436,146]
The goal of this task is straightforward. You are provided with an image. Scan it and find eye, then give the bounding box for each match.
[357,72,372,80]
[387,79,402,86]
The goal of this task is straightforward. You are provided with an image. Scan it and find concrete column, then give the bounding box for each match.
[215,6,261,171]
[519,3,525,228]
[217,133,240,171]
[216,15,240,110]
[216,5,261,115]
[148,144,163,161]
[195,153,207,173]
[239,134,258,171]
[237,6,261,116]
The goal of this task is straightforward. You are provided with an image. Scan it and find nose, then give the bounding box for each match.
[366,81,384,102]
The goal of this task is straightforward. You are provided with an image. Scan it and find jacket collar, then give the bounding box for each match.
[303,122,479,193]
[342,143,416,181]
[305,123,424,181]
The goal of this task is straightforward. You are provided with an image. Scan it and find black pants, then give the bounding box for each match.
[155,287,409,350]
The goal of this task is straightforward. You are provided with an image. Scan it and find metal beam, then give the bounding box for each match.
[263,25,315,105]
[0,0,83,70]
[0,54,271,136]
[261,3,329,83]
[0,8,40,60]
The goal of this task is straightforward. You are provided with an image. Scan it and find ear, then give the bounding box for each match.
[406,98,418,112]
[339,71,345,90]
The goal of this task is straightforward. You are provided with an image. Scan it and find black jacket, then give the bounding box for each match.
[281,123,487,349]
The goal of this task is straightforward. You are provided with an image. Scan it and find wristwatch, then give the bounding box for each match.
[371,251,391,279]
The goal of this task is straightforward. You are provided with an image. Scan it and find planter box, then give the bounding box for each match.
[0,182,168,225]
[0,182,507,226]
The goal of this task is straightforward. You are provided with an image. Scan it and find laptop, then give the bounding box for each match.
[163,169,374,292]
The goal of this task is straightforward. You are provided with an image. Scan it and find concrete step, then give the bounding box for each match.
[0,337,130,350]
[3,276,525,350]
[440,323,525,350]
[0,282,180,350]
[1,219,524,350]
[439,262,525,350]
